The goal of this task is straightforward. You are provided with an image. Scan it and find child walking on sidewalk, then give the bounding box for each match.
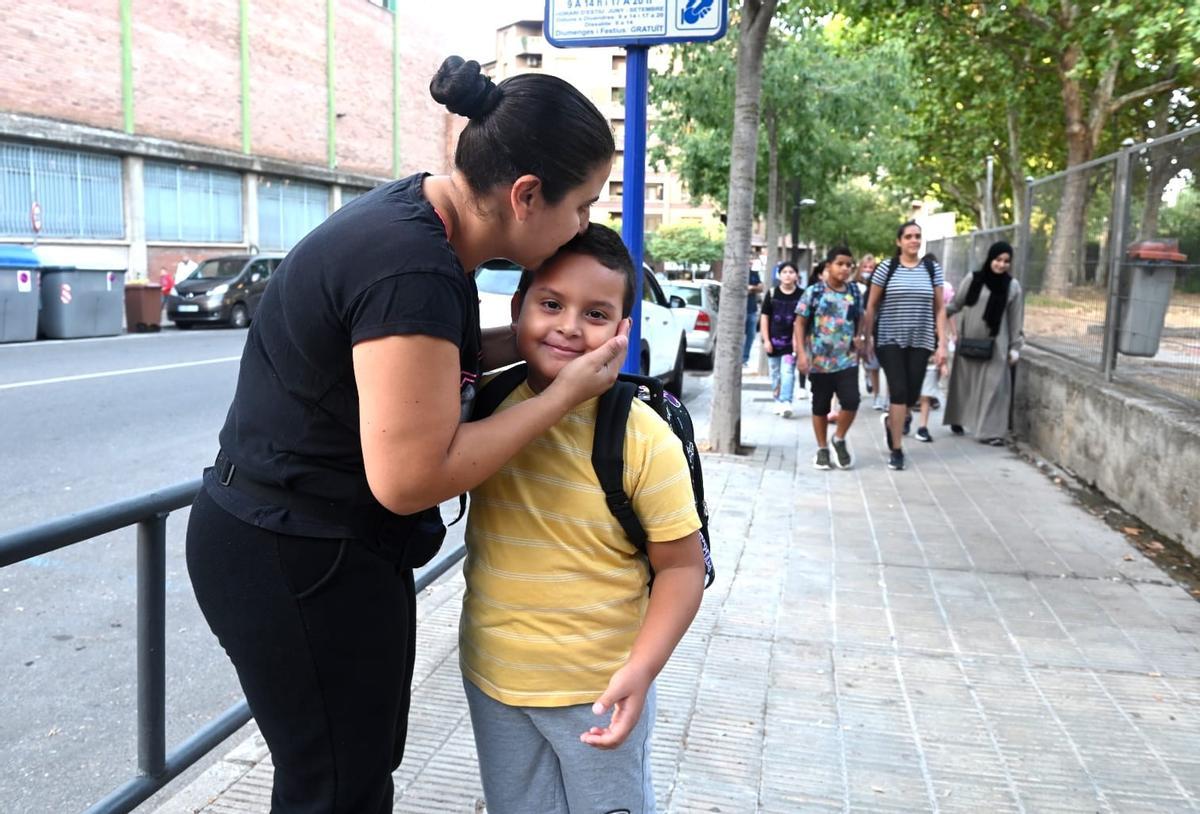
[794,246,863,470]
[462,224,705,814]
[759,261,806,416]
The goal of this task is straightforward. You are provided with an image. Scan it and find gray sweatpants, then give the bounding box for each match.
[463,678,657,814]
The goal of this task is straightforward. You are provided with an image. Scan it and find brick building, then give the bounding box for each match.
[0,0,453,279]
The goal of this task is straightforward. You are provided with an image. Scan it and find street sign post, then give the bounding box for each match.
[545,0,727,373]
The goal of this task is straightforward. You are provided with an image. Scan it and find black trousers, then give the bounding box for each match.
[875,345,932,408]
[186,488,416,813]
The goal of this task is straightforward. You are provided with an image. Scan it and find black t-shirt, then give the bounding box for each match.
[759,285,803,356]
[205,173,481,539]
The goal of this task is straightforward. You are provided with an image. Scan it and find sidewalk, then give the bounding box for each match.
[157,373,1200,813]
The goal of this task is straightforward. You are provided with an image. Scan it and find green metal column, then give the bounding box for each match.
[240,0,251,154]
[392,4,401,176]
[327,0,336,169]
[120,0,134,133]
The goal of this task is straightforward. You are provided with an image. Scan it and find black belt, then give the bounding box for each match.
[213,451,357,528]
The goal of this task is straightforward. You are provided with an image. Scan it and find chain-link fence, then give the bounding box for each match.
[939,125,1200,407]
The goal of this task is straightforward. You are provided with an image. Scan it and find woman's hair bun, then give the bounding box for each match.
[430,56,503,120]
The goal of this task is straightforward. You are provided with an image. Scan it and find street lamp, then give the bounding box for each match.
[790,196,816,269]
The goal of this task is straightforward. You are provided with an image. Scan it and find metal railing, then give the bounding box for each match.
[932,124,1200,408]
[0,484,467,814]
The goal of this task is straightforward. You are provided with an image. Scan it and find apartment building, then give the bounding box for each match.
[483,18,720,235]
[1,0,452,278]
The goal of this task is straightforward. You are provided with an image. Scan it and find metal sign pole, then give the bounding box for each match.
[621,45,649,374]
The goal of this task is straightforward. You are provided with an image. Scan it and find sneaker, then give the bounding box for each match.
[888,449,905,470]
[882,413,893,451]
[813,447,832,470]
[950,424,965,435]
[916,426,933,443]
[832,437,853,469]
[865,380,874,394]
[781,406,793,419]
[796,388,810,401]
[981,437,1005,447]
[903,414,912,436]
[873,396,886,412]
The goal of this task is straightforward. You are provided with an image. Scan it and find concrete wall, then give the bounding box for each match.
[1014,347,1200,556]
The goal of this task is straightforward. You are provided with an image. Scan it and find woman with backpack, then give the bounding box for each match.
[859,220,949,471]
[943,240,1025,445]
[185,56,626,813]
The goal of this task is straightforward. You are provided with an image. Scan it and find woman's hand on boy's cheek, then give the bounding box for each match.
[580,664,650,750]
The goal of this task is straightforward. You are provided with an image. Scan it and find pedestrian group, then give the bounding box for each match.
[757,221,1026,471]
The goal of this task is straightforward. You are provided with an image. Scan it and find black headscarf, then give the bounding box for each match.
[965,241,1014,337]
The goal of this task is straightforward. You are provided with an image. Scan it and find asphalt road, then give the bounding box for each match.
[0,326,705,813]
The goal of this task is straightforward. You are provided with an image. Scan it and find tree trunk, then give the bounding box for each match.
[1006,103,1026,229]
[709,0,778,454]
[765,113,780,272]
[1043,43,1092,297]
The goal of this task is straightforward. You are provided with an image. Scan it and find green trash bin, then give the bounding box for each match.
[0,245,40,343]
[39,268,125,339]
[1118,240,1187,358]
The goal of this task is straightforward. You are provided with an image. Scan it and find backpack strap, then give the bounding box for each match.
[592,380,647,549]
[923,257,938,288]
[471,363,529,421]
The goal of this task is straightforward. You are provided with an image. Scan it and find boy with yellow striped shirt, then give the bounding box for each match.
[461,225,704,814]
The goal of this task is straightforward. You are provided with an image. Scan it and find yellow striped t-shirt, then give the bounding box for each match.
[460,382,701,707]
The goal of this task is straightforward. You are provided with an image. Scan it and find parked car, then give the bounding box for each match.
[662,279,720,370]
[475,259,688,396]
[166,253,284,329]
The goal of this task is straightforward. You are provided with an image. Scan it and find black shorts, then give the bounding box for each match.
[808,366,861,415]
[875,345,932,408]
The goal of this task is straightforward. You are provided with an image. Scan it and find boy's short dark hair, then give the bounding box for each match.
[517,224,636,317]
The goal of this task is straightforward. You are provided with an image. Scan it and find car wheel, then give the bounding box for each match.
[666,340,685,397]
[229,304,249,329]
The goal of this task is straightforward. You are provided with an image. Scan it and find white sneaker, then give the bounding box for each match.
[796,388,810,401]
[771,403,784,415]
[873,395,886,412]
[780,406,793,419]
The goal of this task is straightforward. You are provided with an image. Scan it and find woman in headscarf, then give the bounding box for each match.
[943,240,1025,445]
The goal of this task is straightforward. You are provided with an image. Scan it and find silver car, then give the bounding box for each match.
[662,280,720,370]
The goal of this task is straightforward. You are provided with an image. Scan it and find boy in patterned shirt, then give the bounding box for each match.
[794,246,864,470]
[461,224,705,814]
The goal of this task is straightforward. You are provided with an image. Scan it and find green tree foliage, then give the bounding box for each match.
[645,223,726,269]
[803,183,909,257]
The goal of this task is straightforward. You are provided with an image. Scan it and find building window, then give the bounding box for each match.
[257,177,328,251]
[144,161,242,243]
[611,87,625,105]
[340,187,370,207]
[644,214,663,232]
[612,119,625,142]
[0,141,123,239]
[521,53,542,68]
[608,181,623,199]
[612,55,625,71]
[646,183,664,201]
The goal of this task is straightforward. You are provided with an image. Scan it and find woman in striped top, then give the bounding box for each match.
[859,221,949,470]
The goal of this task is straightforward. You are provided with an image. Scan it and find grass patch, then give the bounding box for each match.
[1026,294,1082,309]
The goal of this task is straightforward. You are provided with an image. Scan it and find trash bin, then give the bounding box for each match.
[39,268,125,339]
[1117,239,1187,357]
[124,281,163,332]
[0,245,40,343]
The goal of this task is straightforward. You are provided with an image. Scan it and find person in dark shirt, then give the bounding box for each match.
[758,261,805,416]
[185,56,626,813]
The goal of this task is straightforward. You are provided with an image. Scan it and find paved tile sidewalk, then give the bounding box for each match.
[158,374,1200,813]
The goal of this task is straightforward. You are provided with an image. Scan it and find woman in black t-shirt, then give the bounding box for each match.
[185,57,626,813]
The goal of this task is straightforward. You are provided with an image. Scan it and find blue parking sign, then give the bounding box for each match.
[545,0,727,48]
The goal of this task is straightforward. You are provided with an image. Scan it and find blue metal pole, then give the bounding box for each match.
[621,45,648,375]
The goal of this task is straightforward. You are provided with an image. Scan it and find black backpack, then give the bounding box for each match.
[471,364,715,589]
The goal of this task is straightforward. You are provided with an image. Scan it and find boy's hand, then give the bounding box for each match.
[545,319,630,407]
[795,350,810,375]
[580,664,651,750]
